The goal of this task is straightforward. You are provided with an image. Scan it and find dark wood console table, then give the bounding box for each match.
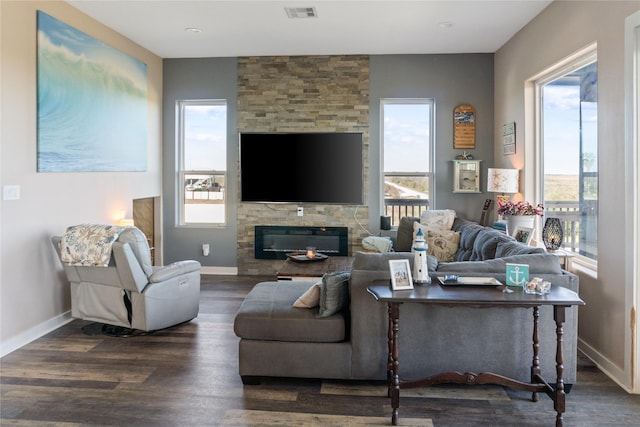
[367,281,584,426]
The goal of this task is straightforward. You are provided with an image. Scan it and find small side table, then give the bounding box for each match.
[550,249,575,270]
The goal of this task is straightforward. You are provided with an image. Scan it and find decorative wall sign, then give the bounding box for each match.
[453,104,476,149]
[37,11,148,172]
[503,122,516,156]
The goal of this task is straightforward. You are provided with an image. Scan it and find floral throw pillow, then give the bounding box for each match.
[426,230,461,263]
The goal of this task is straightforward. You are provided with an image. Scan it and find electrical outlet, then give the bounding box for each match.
[202,243,210,256]
[297,207,303,217]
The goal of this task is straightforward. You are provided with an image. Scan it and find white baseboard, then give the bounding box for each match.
[578,337,633,393]
[1,311,74,357]
[200,266,238,275]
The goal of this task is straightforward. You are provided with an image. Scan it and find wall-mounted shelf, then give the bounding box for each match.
[453,160,482,193]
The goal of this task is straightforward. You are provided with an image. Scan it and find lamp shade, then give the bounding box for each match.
[542,217,563,251]
[487,168,519,193]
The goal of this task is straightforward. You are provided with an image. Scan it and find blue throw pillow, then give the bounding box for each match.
[317,271,351,318]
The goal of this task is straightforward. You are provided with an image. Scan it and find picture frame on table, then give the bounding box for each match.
[513,226,534,245]
[389,259,414,291]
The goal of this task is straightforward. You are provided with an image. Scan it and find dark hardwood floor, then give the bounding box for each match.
[2,275,639,426]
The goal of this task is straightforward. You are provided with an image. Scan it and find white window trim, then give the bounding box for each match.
[380,98,436,212]
[530,43,598,272]
[177,99,227,227]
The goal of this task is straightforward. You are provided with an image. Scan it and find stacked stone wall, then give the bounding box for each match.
[237,55,370,275]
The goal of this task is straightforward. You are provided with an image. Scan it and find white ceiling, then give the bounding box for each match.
[67,0,553,59]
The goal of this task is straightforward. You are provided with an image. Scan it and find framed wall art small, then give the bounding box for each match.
[503,122,516,155]
[453,104,476,149]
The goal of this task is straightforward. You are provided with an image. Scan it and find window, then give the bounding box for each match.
[536,50,597,263]
[381,99,434,226]
[178,100,227,226]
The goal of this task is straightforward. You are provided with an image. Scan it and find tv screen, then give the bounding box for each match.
[240,132,363,204]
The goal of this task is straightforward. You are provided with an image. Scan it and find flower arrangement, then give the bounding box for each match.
[497,201,544,216]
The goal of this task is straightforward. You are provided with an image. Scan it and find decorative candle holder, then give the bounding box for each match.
[542,217,563,251]
[306,246,316,259]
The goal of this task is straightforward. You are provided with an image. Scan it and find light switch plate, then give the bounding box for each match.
[3,185,20,200]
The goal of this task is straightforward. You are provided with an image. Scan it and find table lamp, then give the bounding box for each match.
[487,168,519,204]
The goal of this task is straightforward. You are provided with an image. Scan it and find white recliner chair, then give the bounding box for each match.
[52,224,201,332]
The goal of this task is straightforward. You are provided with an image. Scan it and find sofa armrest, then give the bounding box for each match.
[149,260,201,283]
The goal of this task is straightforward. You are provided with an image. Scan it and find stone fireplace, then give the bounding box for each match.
[236,55,370,275]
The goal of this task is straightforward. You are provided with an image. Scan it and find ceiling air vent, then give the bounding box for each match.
[285,7,317,19]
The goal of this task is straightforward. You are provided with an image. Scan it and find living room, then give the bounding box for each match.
[1,0,639,405]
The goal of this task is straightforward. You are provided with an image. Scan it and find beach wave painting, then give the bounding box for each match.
[37,11,147,172]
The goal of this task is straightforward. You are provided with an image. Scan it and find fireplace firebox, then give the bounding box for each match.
[254,226,348,260]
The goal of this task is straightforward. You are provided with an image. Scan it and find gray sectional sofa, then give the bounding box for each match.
[234,216,579,386]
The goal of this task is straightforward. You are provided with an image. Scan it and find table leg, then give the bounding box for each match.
[553,305,567,427]
[388,302,401,426]
[387,303,393,398]
[531,306,541,402]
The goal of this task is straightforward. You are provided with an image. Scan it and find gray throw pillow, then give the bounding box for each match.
[317,271,351,318]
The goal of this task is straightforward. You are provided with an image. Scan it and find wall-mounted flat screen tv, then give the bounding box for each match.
[240,132,364,204]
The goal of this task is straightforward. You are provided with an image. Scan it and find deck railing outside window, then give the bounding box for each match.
[383,199,430,227]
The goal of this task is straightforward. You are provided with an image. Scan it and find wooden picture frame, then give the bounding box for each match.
[453,104,476,149]
[513,226,534,245]
[388,259,414,290]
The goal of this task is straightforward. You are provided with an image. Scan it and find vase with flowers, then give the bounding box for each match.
[497,201,544,236]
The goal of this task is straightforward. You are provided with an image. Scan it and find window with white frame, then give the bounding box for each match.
[381,99,434,226]
[178,100,227,226]
[536,49,598,264]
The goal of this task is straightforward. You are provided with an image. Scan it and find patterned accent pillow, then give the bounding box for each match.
[426,230,461,263]
[317,271,351,318]
[292,281,322,308]
[419,209,456,231]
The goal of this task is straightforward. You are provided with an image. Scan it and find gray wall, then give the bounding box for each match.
[162,58,238,267]
[369,54,495,224]
[162,54,494,270]
[494,0,640,390]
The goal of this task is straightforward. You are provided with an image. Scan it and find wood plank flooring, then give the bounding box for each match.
[2,275,639,426]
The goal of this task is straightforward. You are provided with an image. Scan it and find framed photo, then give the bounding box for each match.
[389,259,414,290]
[513,226,534,245]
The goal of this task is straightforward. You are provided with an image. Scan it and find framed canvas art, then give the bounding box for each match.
[37,11,148,172]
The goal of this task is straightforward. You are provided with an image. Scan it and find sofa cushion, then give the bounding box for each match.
[469,228,512,261]
[352,251,437,272]
[395,216,419,252]
[318,271,351,318]
[437,253,563,275]
[455,223,486,261]
[234,281,345,343]
[495,240,546,258]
